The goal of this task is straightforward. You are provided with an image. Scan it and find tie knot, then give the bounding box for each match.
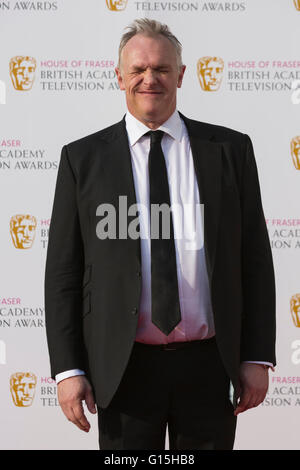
[147,130,164,146]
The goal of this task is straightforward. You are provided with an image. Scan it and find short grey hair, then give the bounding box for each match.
[118,18,183,69]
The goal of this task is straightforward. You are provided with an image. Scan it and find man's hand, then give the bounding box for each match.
[57,375,97,432]
[234,363,269,416]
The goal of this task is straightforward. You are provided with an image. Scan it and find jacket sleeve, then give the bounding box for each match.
[44,145,86,379]
[240,134,276,365]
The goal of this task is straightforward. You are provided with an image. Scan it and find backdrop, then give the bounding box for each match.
[0,0,299,450]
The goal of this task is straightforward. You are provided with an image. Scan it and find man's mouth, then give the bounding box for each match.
[138,91,162,95]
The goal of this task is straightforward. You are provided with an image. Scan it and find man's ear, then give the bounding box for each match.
[177,65,186,88]
[115,67,125,91]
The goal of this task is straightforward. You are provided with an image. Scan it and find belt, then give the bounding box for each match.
[134,336,215,351]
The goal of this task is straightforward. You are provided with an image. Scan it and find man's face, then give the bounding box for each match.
[115,34,185,127]
[12,59,36,90]
[201,60,223,91]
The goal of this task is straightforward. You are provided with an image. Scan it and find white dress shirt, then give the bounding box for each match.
[55,110,273,383]
[127,110,215,343]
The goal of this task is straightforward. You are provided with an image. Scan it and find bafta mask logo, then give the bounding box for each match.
[10,372,37,407]
[290,137,300,170]
[291,294,300,327]
[294,0,300,11]
[197,56,224,91]
[106,0,127,11]
[9,56,37,91]
[10,214,37,249]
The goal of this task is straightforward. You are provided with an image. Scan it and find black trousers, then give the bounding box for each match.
[97,337,236,450]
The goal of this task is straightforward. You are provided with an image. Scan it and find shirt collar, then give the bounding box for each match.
[125,110,184,147]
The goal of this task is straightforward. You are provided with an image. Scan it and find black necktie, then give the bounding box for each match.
[148,130,181,335]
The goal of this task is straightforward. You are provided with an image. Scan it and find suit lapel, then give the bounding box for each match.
[100,117,141,265]
[180,114,223,281]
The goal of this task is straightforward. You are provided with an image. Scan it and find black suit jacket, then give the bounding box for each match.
[45,113,276,408]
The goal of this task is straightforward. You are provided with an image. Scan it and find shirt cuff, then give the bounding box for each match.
[243,361,275,371]
[55,369,85,384]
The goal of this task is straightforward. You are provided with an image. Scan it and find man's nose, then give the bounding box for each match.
[143,69,157,85]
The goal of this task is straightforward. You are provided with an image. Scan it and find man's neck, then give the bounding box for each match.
[142,120,165,130]
[127,109,176,130]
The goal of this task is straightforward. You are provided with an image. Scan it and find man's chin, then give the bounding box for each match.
[127,100,174,126]
[140,108,165,124]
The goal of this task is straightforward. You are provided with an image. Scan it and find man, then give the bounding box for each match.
[45,18,276,450]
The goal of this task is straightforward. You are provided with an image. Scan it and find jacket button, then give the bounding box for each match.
[132,307,138,315]
[136,271,141,277]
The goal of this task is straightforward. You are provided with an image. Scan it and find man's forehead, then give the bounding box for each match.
[129,60,172,69]
[122,46,177,72]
